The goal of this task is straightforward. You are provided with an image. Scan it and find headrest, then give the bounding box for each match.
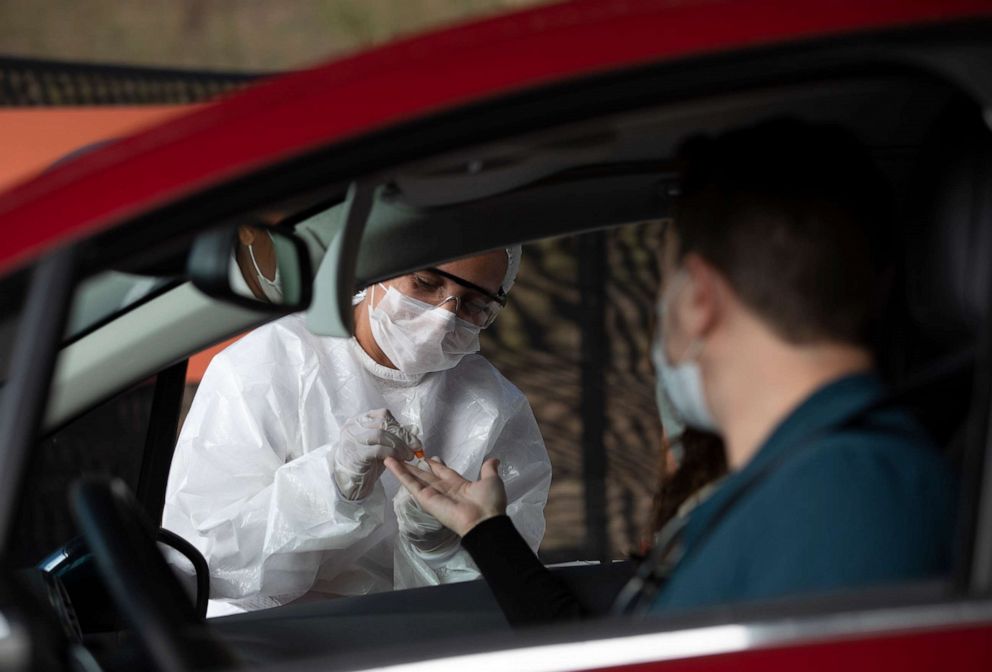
[903,102,992,350]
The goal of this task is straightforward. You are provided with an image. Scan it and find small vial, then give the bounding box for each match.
[410,449,432,472]
[406,424,425,466]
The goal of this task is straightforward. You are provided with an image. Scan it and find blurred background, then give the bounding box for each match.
[4,0,664,565]
[1,0,545,71]
[0,0,547,189]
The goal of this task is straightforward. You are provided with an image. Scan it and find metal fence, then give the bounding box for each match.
[483,223,665,562]
[0,56,258,106]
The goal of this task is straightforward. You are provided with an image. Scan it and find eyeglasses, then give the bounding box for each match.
[386,267,506,328]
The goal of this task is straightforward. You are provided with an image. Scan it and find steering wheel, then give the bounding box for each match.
[71,477,239,671]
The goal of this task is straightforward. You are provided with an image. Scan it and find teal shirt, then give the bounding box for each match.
[653,374,957,611]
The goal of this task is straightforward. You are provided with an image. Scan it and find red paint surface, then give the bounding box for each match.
[1,0,991,273]
[594,623,992,672]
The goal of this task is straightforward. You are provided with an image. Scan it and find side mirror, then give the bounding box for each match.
[187,224,312,312]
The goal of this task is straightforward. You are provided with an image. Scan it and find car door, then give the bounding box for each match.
[3,3,992,671]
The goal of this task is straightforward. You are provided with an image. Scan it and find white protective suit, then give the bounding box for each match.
[163,313,551,611]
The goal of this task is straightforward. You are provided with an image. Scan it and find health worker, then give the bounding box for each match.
[163,245,551,614]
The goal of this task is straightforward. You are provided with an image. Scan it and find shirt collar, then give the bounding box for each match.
[740,371,883,474]
[682,371,884,547]
[348,338,425,387]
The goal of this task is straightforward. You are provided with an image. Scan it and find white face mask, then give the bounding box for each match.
[368,284,481,375]
[248,237,283,303]
[652,274,719,432]
[651,349,687,459]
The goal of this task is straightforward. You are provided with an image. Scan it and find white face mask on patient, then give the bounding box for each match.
[651,273,719,432]
[368,284,481,375]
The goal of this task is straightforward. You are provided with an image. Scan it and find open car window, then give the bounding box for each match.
[12,376,157,568]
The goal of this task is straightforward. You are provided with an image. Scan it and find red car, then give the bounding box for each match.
[1,1,991,670]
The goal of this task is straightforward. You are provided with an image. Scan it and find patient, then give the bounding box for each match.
[387,119,958,624]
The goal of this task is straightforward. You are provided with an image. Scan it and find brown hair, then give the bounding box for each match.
[648,429,727,535]
[675,119,892,346]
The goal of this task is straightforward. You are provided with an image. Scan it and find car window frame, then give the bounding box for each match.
[0,247,77,557]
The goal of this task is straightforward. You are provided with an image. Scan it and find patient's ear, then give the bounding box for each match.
[679,253,722,340]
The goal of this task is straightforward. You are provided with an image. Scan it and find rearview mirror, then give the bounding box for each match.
[187,224,312,312]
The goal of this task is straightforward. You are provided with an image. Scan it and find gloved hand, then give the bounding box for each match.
[333,409,422,500]
[394,461,459,556]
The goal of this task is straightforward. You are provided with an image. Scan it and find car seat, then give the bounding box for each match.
[879,96,992,589]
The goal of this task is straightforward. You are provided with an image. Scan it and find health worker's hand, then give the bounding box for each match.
[385,456,507,537]
[333,409,421,501]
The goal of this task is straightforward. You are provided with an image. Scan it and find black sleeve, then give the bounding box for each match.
[461,515,584,626]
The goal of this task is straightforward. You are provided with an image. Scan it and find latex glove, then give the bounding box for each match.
[394,461,459,556]
[333,409,421,500]
[385,456,507,537]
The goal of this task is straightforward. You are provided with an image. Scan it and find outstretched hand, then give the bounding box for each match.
[385,457,507,537]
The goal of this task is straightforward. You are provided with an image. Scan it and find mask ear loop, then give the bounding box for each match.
[661,271,706,366]
[247,241,279,288]
[367,282,402,322]
[681,338,705,363]
[369,282,391,309]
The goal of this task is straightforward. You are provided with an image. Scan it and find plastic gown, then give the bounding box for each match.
[163,314,551,610]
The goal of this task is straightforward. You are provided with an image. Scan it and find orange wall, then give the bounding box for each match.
[0,104,237,383]
[0,106,193,193]
[186,335,244,383]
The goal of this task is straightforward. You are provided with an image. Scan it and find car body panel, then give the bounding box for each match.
[327,599,992,672]
[1,0,991,273]
[600,623,992,672]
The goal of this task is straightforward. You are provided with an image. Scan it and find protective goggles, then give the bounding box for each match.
[385,267,507,328]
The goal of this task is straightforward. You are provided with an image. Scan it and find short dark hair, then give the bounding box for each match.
[674,119,891,345]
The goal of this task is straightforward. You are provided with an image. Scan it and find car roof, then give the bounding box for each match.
[0,0,989,275]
